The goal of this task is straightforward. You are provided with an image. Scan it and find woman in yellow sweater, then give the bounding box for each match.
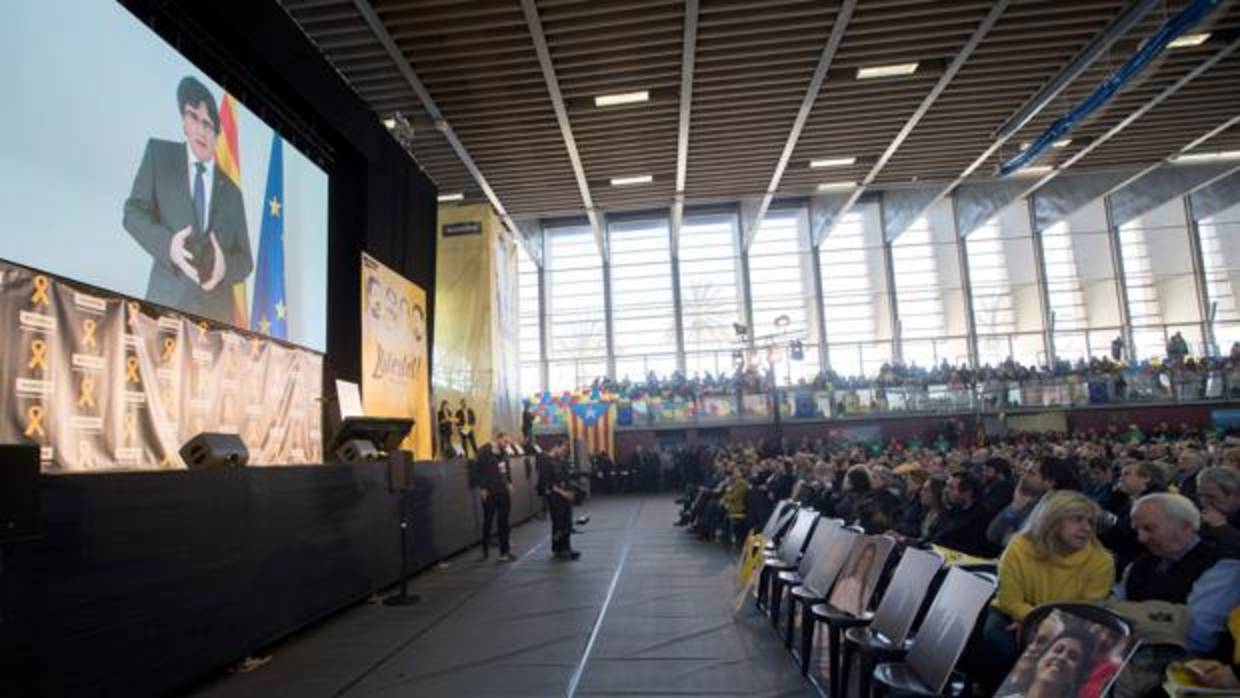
[980,490,1115,690]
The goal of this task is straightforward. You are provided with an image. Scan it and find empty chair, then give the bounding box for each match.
[843,547,945,698]
[784,525,858,650]
[769,518,840,628]
[872,567,997,696]
[761,499,800,553]
[756,508,819,611]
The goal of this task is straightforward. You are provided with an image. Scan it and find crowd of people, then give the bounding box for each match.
[671,422,1240,693]
[583,340,1240,403]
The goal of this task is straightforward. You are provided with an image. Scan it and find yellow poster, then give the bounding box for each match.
[360,252,431,459]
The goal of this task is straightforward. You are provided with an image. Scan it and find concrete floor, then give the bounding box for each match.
[187,494,816,698]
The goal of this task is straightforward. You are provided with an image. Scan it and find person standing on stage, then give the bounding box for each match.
[473,431,514,561]
[521,400,535,447]
[437,400,455,457]
[547,441,581,560]
[456,398,478,458]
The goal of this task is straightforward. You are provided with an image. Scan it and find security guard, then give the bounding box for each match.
[547,442,581,560]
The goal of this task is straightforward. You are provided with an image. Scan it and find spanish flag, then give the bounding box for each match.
[214,92,249,329]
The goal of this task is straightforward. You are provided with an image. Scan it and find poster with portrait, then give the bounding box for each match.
[360,253,431,459]
[994,609,1130,698]
[827,535,895,616]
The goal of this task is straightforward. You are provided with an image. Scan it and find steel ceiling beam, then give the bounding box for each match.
[875,27,1240,243]
[814,0,1010,246]
[742,0,856,251]
[521,0,606,260]
[670,0,700,258]
[353,0,521,237]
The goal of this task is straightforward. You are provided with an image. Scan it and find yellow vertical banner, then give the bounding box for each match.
[360,253,432,459]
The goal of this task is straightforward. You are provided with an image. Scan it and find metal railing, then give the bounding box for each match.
[530,366,1240,431]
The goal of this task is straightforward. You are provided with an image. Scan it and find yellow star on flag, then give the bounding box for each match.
[258,315,272,334]
[268,196,282,218]
[275,300,286,320]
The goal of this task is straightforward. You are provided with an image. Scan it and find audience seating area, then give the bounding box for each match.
[673,425,1240,696]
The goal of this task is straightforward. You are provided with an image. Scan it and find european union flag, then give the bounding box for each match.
[250,134,287,339]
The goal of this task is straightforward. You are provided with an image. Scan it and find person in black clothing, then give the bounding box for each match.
[545,442,581,560]
[1100,460,1168,575]
[978,456,1015,517]
[456,399,478,459]
[472,431,513,561]
[520,401,535,447]
[927,471,999,558]
[437,400,455,458]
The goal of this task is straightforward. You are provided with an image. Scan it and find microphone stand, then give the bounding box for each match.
[384,451,420,607]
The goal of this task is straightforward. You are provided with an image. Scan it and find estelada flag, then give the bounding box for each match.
[567,402,615,461]
[214,92,249,329]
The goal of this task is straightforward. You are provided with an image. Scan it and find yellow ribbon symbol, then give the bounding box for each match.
[250,336,263,358]
[197,321,208,342]
[78,376,96,409]
[162,337,177,362]
[31,275,50,307]
[24,405,45,438]
[126,356,140,383]
[127,301,140,328]
[28,339,48,372]
[82,318,98,351]
[78,440,96,469]
[124,412,138,446]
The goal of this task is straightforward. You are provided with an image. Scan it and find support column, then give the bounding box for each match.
[669,249,687,374]
[878,194,902,363]
[1183,194,1215,355]
[737,209,756,351]
[809,241,830,371]
[1026,197,1056,366]
[1103,195,1136,361]
[602,256,616,380]
[537,262,549,392]
[952,195,980,368]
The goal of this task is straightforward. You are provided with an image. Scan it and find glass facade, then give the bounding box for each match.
[515,191,1237,393]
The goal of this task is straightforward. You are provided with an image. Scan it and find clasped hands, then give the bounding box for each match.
[170,225,227,291]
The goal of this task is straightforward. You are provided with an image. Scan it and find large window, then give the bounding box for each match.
[1041,199,1123,362]
[1197,203,1240,353]
[749,207,818,383]
[680,211,743,378]
[891,217,948,367]
[968,220,1017,364]
[819,204,893,376]
[608,216,677,380]
[517,246,542,395]
[545,222,607,391]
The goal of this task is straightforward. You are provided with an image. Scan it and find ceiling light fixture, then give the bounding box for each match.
[1168,32,1210,48]
[610,175,653,187]
[594,90,650,107]
[856,62,919,80]
[437,193,464,203]
[1053,138,1073,148]
[810,157,857,168]
[1171,150,1240,164]
[816,181,857,192]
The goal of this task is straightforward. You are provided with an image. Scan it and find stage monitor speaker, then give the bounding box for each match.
[179,432,249,470]
[0,443,41,543]
[336,439,380,464]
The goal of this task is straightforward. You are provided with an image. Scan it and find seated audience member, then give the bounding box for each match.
[986,491,1115,670]
[987,456,1081,547]
[1116,493,1240,655]
[1196,466,1240,554]
[1176,445,1206,502]
[720,465,750,547]
[979,456,1016,515]
[1100,459,1170,575]
[925,471,999,558]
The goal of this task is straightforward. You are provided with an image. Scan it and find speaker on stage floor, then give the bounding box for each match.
[0,443,40,543]
[336,439,380,464]
[179,433,249,470]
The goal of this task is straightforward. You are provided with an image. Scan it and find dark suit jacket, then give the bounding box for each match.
[123,138,252,324]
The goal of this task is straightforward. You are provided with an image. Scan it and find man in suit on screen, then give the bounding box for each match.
[123,76,253,325]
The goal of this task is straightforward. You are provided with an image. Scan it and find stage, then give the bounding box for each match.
[188,495,815,697]
[0,456,545,697]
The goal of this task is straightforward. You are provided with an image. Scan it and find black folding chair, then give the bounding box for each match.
[842,547,944,698]
[872,567,996,697]
[756,508,819,612]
